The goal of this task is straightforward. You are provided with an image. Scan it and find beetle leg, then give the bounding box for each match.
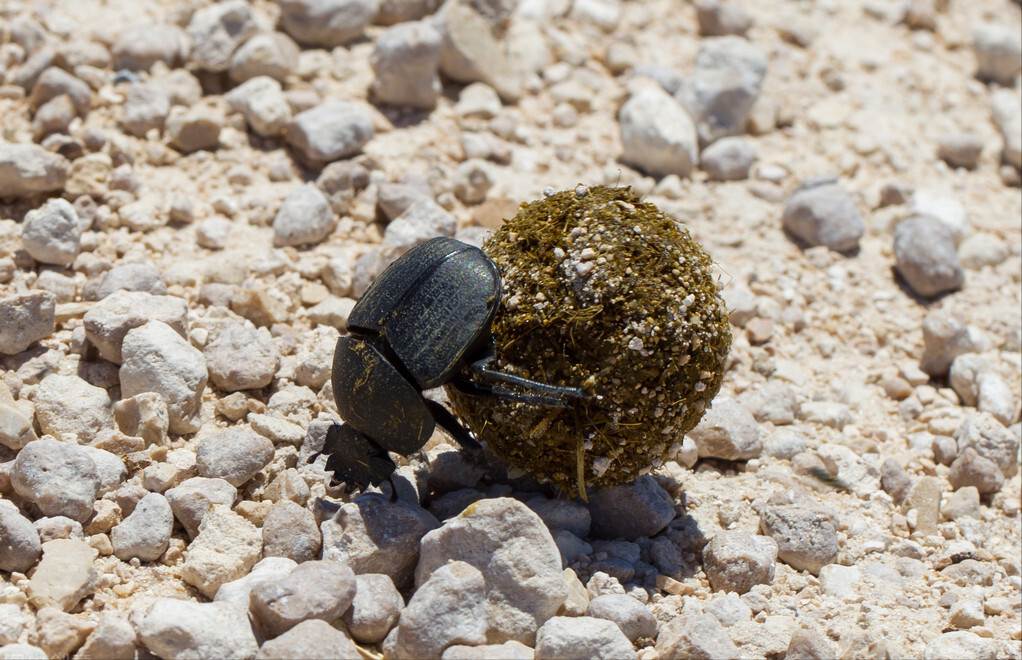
[468,356,586,403]
[425,399,481,452]
[451,375,575,408]
[312,423,398,494]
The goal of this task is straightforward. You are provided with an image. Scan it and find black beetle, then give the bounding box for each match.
[310,236,582,493]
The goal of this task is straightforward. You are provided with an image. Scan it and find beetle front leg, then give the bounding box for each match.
[468,355,586,403]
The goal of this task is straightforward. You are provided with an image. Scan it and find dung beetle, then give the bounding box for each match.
[310,236,583,493]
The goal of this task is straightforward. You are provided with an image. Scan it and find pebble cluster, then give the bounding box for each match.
[0,0,1020,659]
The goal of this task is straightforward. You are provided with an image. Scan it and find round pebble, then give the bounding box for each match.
[195,427,274,487]
[11,439,100,523]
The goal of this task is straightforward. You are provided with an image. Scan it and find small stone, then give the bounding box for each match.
[96,263,167,299]
[262,499,321,563]
[923,631,996,660]
[285,102,374,164]
[186,0,258,72]
[75,616,136,660]
[111,23,185,71]
[225,76,292,137]
[110,492,173,562]
[26,539,97,611]
[955,412,1019,477]
[977,373,1016,426]
[655,613,740,660]
[0,604,30,646]
[762,429,806,461]
[28,67,91,117]
[30,607,95,658]
[372,21,443,109]
[534,616,637,660]
[700,136,756,180]
[744,382,797,425]
[937,132,984,169]
[181,507,262,598]
[991,89,1022,170]
[453,159,495,205]
[215,556,297,609]
[250,559,356,637]
[384,561,487,659]
[11,438,100,522]
[676,36,767,146]
[121,83,170,137]
[818,564,860,599]
[114,392,170,447]
[0,644,47,659]
[799,401,853,430]
[703,530,778,594]
[273,184,336,247]
[34,516,84,543]
[920,310,983,377]
[588,475,676,540]
[382,198,458,255]
[0,143,69,198]
[949,599,985,629]
[785,625,836,660]
[587,594,657,642]
[0,504,42,572]
[341,573,404,644]
[908,190,969,245]
[254,619,361,660]
[322,493,439,587]
[0,292,55,355]
[278,0,376,47]
[880,458,912,504]
[21,198,81,266]
[32,94,75,139]
[526,495,591,538]
[436,0,539,101]
[758,505,838,575]
[696,1,753,36]
[559,568,590,616]
[688,397,762,460]
[166,105,223,153]
[973,23,1022,86]
[229,32,300,84]
[704,592,752,627]
[416,497,566,644]
[618,83,698,178]
[30,374,114,443]
[204,323,280,391]
[117,200,165,232]
[136,599,259,660]
[196,427,274,487]
[443,641,534,659]
[570,0,622,29]
[949,448,1004,495]
[958,233,1009,270]
[165,477,238,539]
[83,290,188,364]
[456,82,502,119]
[120,321,207,434]
[782,179,865,252]
[894,216,964,298]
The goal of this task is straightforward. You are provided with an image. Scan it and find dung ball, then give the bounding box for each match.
[447,185,731,495]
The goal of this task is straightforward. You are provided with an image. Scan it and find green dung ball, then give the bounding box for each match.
[447,185,732,495]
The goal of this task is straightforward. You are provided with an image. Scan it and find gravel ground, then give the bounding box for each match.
[1,0,1020,659]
